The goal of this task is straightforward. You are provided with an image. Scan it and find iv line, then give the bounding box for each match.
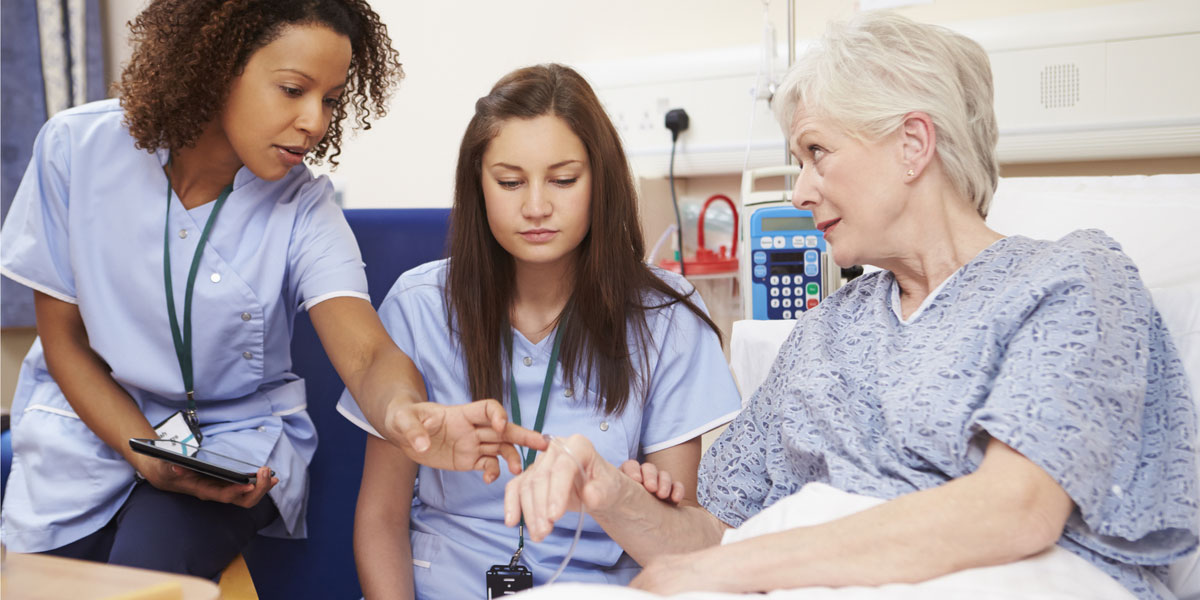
[542,434,587,586]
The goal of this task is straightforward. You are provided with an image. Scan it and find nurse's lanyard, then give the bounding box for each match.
[507,321,564,562]
[487,319,588,597]
[162,171,232,443]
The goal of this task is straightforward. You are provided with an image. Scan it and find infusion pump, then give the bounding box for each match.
[739,166,841,320]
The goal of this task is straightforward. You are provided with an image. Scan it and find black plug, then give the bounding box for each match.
[664,108,689,142]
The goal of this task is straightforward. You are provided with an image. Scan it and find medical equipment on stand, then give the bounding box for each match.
[659,194,739,277]
[739,165,840,320]
[748,205,825,319]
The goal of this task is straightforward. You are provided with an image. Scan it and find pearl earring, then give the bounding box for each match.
[906,169,915,177]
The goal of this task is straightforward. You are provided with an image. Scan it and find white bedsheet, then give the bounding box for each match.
[513,482,1137,599]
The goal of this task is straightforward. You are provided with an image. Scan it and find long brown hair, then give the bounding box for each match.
[446,64,721,416]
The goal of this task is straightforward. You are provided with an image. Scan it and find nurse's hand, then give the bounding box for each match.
[504,434,627,542]
[137,457,277,508]
[620,460,685,505]
[385,399,549,484]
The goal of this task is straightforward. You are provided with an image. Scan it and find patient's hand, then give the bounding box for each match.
[386,399,548,484]
[620,460,684,505]
[504,434,629,542]
[632,548,734,594]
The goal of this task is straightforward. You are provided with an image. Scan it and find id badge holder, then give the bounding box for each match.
[153,411,202,454]
[486,564,532,598]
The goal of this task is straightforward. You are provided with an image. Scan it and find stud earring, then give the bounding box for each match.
[906,169,915,177]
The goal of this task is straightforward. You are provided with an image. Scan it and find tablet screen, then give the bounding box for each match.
[140,439,261,473]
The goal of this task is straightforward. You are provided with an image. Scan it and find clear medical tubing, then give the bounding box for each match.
[542,434,587,586]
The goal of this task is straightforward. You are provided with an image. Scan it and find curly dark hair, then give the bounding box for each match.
[116,0,403,168]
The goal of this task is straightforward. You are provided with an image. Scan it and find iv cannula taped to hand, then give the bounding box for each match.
[487,434,586,596]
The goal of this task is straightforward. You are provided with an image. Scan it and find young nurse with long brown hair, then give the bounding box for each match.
[337,64,741,598]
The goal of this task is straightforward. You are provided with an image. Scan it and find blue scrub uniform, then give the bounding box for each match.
[0,99,369,555]
[338,260,741,599]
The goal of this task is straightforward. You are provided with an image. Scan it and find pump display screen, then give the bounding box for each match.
[770,252,806,263]
[761,216,816,231]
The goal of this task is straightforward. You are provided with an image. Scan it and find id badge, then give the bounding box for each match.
[486,564,532,597]
[153,411,200,455]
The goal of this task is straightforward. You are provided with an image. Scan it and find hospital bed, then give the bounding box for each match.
[728,173,1200,599]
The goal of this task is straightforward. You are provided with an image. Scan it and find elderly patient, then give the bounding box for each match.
[504,11,1197,599]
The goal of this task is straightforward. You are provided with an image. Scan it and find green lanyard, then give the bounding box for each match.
[163,172,232,441]
[507,319,565,562]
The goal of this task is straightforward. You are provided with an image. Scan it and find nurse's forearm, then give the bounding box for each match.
[33,292,157,465]
[308,297,427,438]
[355,435,417,600]
[353,344,427,436]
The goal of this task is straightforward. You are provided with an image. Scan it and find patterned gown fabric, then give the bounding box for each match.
[699,230,1197,600]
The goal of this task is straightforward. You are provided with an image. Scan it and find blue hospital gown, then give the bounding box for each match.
[699,230,1197,599]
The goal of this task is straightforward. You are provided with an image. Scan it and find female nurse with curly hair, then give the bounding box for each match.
[0,0,543,579]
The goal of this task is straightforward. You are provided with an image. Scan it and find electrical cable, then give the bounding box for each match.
[668,137,686,277]
[542,434,587,586]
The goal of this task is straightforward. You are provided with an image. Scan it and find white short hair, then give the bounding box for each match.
[772,11,999,218]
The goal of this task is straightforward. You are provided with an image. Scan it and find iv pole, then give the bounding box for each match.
[784,0,795,187]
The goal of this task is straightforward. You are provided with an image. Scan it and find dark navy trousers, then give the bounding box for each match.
[42,481,278,580]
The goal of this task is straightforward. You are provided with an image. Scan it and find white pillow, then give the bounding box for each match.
[1155,285,1200,599]
[987,175,1200,288]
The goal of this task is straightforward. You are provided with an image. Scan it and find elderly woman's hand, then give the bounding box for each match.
[632,546,740,595]
[503,433,627,542]
[619,459,685,505]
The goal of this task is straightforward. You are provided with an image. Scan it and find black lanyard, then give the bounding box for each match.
[163,172,232,441]
[507,319,565,561]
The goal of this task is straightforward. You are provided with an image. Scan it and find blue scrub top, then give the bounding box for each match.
[0,99,369,552]
[338,260,741,598]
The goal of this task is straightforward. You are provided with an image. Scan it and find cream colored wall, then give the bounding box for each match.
[96,0,1140,211]
[0,0,1178,413]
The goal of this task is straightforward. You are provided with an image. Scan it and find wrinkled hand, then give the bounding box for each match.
[385,399,548,483]
[136,455,276,508]
[632,548,734,595]
[619,460,684,505]
[503,434,630,542]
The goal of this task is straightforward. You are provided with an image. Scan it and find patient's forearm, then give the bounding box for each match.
[694,439,1073,592]
[591,458,730,564]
